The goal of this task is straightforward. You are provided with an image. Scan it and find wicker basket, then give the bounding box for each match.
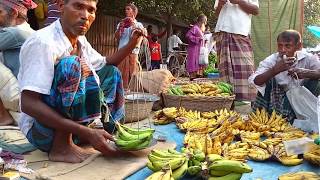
[162,93,235,112]
[124,93,159,123]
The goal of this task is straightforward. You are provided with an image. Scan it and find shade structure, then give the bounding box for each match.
[307,26,320,39]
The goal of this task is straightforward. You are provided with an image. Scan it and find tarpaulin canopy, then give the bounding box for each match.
[307,26,320,39]
[251,0,304,65]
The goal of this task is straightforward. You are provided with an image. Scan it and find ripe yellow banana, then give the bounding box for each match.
[278,172,320,180]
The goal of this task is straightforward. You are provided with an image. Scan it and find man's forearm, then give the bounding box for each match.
[215,4,224,17]
[21,91,91,140]
[254,68,278,86]
[106,40,137,66]
[238,0,259,15]
[306,69,320,79]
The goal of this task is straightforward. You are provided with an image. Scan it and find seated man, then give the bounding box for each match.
[249,30,320,122]
[18,0,144,163]
[0,0,36,125]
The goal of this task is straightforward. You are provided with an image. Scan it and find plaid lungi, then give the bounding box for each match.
[26,56,125,152]
[252,78,320,123]
[215,32,257,101]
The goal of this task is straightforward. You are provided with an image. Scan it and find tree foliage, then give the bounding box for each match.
[304,0,320,47]
[99,0,217,31]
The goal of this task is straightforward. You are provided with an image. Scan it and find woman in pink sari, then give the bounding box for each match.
[186,14,207,80]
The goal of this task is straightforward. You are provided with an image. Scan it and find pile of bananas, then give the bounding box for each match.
[207,158,252,179]
[222,142,249,162]
[304,144,320,166]
[278,172,320,180]
[114,123,154,151]
[153,107,178,125]
[167,82,233,97]
[146,149,188,180]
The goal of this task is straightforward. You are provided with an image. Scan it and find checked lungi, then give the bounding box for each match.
[26,56,125,152]
[215,32,257,101]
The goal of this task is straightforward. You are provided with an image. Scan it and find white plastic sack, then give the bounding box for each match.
[199,46,209,65]
[286,85,318,132]
[0,62,20,113]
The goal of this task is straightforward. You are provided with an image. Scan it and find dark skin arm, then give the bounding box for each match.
[254,57,296,86]
[108,29,144,66]
[21,90,116,154]
[215,0,227,17]
[288,68,320,80]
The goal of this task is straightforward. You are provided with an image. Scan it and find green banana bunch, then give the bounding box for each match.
[209,160,252,174]
[114,123,154,151]
[147,149,187,180]
[172,159,188,179]
[145,168,174,180]
[207,154,223,163]
[187,165,201,176]
[208,173,242,180]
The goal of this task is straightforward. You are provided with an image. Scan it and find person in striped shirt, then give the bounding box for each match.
[44,0,62,26]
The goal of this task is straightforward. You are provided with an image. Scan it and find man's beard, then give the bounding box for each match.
[0,15,13,27]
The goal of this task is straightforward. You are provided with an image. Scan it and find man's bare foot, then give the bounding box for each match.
[0,110,14,126]
[49,143,93,163]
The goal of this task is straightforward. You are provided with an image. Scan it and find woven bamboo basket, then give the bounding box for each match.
[162,93,235,112]
[124,93,159,123]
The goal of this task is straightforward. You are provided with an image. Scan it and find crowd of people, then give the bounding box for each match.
[0,0,319,164]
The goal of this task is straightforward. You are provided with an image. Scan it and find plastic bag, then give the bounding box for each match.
[286,85,318,132]
[199,46,209,65]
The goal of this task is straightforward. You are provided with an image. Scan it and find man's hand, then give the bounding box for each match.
[273,56,296,74]
[288,68,311,79]
[87,129,118,155]
[130,28,145,45]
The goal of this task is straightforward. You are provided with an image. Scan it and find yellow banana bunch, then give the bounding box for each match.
[240,131,261,141]
[304,144,320,166]
[114,123,154,151]
[247,145,271,161]
[162,107,178,119]
[278,172,320,180]
[201,111,216,119]
[278,155,303,166]
[154,116,173,125]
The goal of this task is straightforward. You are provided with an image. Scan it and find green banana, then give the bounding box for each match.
[152,158,186,170]
[171,87,181,95]
[125,138,151,150]
[194,151,206,162]
[147,160,159,172]
[151,149,184,158]
[187,166,201,176]
[191,158,201,166]
[116,124,152,141]
[207,154,223,162]
[115,136,149,150]
[208,173,242,180]
[148,154,177,163]
[119,123,155,135]
[209,169,232,177]
[168,149,183,155]
[172,158,188,179]
[167,88,174,95]
[145,171,165,180]
[176,87,184,95]
[209,160,252,173]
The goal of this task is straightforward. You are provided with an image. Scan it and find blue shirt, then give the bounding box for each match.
[0,22,34,77]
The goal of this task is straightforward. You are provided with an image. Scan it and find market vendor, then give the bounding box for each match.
[18,0,144,163]
[249,30,320,122]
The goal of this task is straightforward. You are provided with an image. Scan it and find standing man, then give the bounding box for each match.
[167,29,186,52]
[214,0,259,101]
[0,0,37,125]
[19,0,144,163]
